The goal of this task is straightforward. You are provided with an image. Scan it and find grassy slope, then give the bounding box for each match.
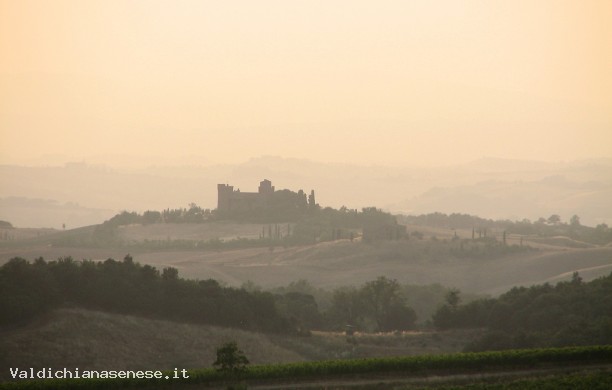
[0,308,304,381]
[0,309,484,382]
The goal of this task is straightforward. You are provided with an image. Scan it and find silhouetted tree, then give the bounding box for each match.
[360,276,416,331]
[547,214,561,225]
[570,214,581,227]
[213,341,249,372]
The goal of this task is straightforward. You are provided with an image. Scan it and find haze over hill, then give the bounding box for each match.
[2,2,612,386]
[1,156,611,228]
[2,1,611,228]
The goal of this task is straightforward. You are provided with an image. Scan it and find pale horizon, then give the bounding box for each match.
[3,153,612,171]
[1,0,611,168]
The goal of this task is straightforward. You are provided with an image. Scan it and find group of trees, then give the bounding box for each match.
[0,256,424,334]
[289,206,396,244]
[9,253,610,351]
[0,256,290,333]
[49,206,612,250]
[449,236,533,259]
[256,278,478,333]
[0,220,13,229]
[103,204,213,226]
[399,212,612,245]
[326,277,417,332]
[432,272,612,351]
[83,206,398,249]
[270,277,418,333]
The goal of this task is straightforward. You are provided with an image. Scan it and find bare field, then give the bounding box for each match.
[111,239,612,294]
[117,222,282,242]
[0,227,58,241]
[271,328,484,362]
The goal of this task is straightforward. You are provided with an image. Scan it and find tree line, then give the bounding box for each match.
[271,276,418,333]
[0,256,288,333]
[0,256,424,334]
[432,272,612,351]
[11,253,609,349]
[69,206,397,248]
[399,212,612,245]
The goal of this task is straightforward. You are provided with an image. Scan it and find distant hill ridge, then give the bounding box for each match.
[2,157,611,228]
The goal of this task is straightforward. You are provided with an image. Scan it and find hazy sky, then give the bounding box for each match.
[1,0,611,167]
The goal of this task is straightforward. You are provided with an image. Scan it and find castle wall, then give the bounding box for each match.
[217,180,314,214]
[217,180,275,212]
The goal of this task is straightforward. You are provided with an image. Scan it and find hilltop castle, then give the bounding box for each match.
[217,179,316,213]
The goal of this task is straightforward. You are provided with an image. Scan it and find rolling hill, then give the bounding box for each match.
[0,307,484,382]
[1,222,611,296]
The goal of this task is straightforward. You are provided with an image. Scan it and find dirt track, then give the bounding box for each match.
[232,364,612,389]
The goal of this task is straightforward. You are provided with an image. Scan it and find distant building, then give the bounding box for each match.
[217,179,315,213]
[217,179,274,212]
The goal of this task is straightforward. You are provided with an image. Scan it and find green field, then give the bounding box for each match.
[2,345,611,389]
